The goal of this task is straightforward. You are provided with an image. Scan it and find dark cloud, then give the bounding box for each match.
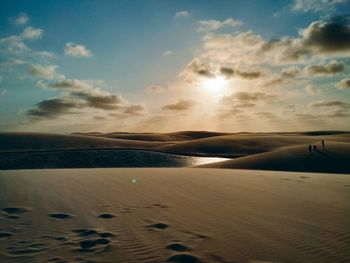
[197,69,215,78]
[186,58,215,78]
[305,60,345,75]
[260,16,350,61]
[46,79,126,111]
[27,97,84,119]
[302,16,350,53]
[236,69,262,79]
[220,67,235,78]
[232,91,276,102]
[71,90,124,110]
[162,99,198,111]
[337,78,350,90]
[311,100,350,108]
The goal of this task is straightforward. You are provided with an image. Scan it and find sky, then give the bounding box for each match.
[0,0,350,133]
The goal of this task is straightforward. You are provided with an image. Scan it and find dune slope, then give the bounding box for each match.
[200,141,350,174]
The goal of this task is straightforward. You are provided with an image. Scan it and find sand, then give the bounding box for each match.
[200,141,350,174]
[1,168,350,262]
[1,131,350,174]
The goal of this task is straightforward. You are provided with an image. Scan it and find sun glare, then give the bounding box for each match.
[202,75,227,93]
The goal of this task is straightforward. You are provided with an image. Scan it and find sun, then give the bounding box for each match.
[202,75,228,93]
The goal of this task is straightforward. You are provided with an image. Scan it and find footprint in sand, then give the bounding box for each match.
[149,203,169,209]
[0,232,14,240]
[166,253,199,263]
[146,222,169,230]
[98,213,115,219]
[70,229,116,254]
[72,229,115,238]
[166,243,191,252]
[1,207,30,214]
[49,213,73,220]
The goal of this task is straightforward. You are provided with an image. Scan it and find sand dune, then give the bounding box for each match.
[0,132,169,152]
[200,141,350,174]
[0,168,349,262]
[74,131,228,141]
[158,134,323,157]
[1,131,350,173]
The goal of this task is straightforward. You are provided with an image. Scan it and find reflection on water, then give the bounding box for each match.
[0,149,230,170]
[189,157,230,166]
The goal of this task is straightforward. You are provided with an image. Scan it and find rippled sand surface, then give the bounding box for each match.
[1,168,349,262]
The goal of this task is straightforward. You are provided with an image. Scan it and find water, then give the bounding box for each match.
[0,149,229,170]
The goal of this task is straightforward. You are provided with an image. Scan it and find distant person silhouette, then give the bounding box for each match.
[322,140,325,149]
[313,145,317,151]
[308,144,312,153]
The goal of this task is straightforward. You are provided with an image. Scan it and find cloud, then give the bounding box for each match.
[0,36,28,55]
[231,91,276,102]
[162,50,173,57]
[0,89,7,96]
[27,78,131,120]
[197,18,242,32]
[1,58,25,69]
[259,16,350,62]
[64,42,93,58]
[281,67,301,78]
[47,79,96,91]
[174,11,189,18]
[311,100,350,108]
[28,64,58,79]
[219,67,234,78]
[21,27,43,40]
[44,78,126,110]
[301,16,350,54]
[124,105,144,115]
[291,0,347,14]
[27,97,85,119]
[0,26,53,59]
[305,60,345,75]
[236,69,263,79]
[72,90,124,110]
[305,85,319,95]
[11,13,30,26]
[145,85,166,93]
[221,92,276,110]
[337,78,350,89]
[162,99,198,111]
[308,100,350,119]
[183,58,216,78]
[255,111,276,119]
